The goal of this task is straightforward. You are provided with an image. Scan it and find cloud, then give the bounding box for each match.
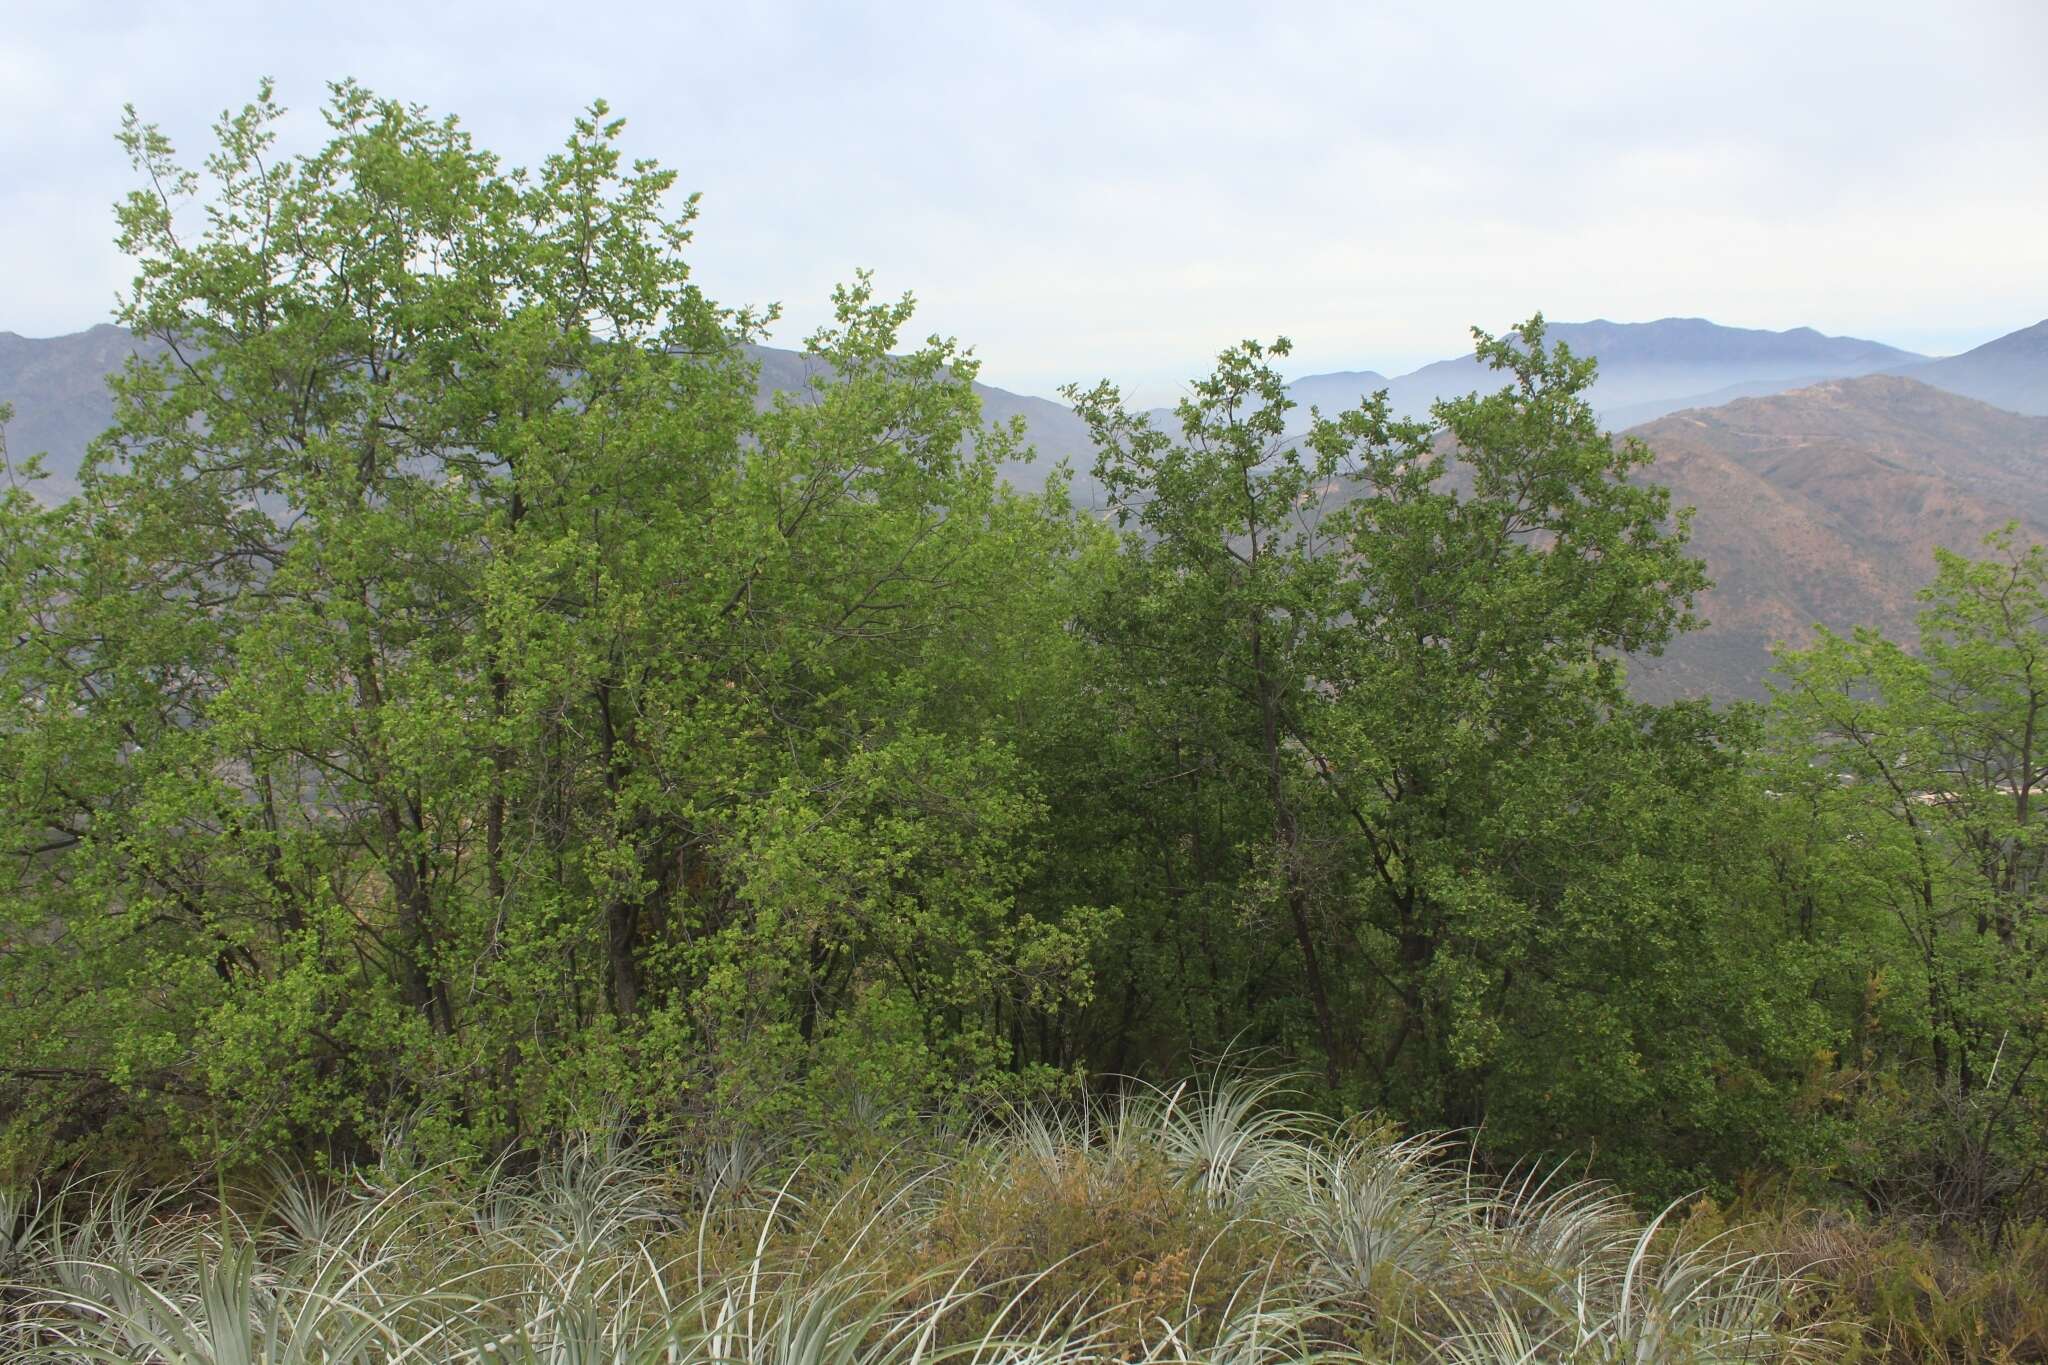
[5,0,2043,402]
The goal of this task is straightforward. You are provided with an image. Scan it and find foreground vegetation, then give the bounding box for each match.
[10,1076,2048,1362]
[3,1077,1844,1363]
[0,80,2042,1360]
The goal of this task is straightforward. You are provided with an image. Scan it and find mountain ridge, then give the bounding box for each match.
[6,318,2047,701]
[0,324,1108,505]
[1884,318,2048,415]
[1619,374,2048,700]
[1284,316,1928,428]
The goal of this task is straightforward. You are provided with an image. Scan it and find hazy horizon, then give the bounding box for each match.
[6,1,2044,405]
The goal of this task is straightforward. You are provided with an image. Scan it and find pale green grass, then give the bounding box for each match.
[0,1078,1835,1363]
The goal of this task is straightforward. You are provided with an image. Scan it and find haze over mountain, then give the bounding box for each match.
[1284,318,1926,429]
[1887,319,2048,415]
[6,316,2046,699]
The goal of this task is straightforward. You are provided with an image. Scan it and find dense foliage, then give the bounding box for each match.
[1,85,1103,1172]
[1,82,2043,1278]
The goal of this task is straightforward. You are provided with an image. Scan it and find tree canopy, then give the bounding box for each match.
[2,84,2042,1228]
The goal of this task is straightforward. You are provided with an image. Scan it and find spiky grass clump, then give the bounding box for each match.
[0,1076,1835,1363]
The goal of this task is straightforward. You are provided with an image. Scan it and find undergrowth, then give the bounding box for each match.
[0,1075,1837,1362]
[1699,1201,2048,1364]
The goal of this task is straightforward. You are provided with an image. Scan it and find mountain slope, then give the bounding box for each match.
[0,324,160,497]
[1,326,1106,506]
[1283,367,1392,417]
[1622,376,2048,699]
[1286,317,1923,428]
[12,325,2048,702]
[742,343,1102,506]
[1888,319,2048,415]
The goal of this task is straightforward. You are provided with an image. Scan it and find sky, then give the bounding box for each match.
[4,1,2046,404]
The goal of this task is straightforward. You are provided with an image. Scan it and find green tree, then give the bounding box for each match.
[0,84,1099,1172]
[1061,339,1358,1080]
[1771,527,2048,1224]
[1057,323,1819,1187]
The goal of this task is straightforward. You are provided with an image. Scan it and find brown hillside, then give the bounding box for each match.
[1624,376,2048,699]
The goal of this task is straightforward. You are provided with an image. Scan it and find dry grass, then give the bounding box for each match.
[1700,1203,2048,1364]
[0,1076,1838,1362]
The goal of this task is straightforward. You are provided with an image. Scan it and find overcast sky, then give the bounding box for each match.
[5,1,2045,403]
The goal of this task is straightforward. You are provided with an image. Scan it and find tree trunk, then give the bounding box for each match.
[1251,611,1342,1085]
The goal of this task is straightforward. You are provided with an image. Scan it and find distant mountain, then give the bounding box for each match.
[1288,316,2048,434]
[1599,375,1838,432]
[12,322,2048,702]
[1286,318,1925,428]
[742,344,1102,506]
[0,326,1105,508]
[1888,319,2048,415]
[1282,368,1392,417]
[0,324,162,498]
[1621,376,2048,700]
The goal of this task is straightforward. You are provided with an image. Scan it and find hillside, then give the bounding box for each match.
[0,326,1106,507]
[10,324,2048,702]
[0,324,158,497]
[1283,365,1393,417]
[1284,316,2048,432]
[1285,317,1923,428]
[1889,318,2048,415]
[743,343,1103,507]
[1623,375,2048,699]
